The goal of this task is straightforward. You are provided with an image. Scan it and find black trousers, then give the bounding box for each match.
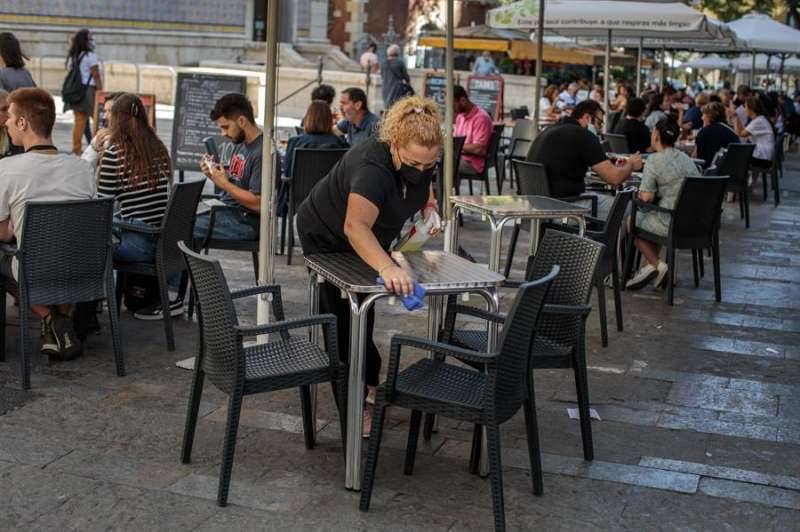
[299,230,382,387]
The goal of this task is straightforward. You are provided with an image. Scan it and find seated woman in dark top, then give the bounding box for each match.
[693,102,739,169]
[613,97,651,154]
[283,99,349,177]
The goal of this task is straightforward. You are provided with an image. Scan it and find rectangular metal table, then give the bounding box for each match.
[304,250,505,491]
[450,195,590,272]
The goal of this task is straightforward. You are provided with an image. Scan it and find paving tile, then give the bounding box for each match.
[205,407,329,434]
[639,456,800,491]
[729,378,800,397]
[0,435,72,467]
[699,478,800,511]
[167,473,310,513]
[657,413,778,442]
[666,382,779,417]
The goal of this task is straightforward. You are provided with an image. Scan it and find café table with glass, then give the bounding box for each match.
[449,195,590,273]
[304,250,505,491]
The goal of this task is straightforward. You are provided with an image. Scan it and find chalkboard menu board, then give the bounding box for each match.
[423,72,458,116]
[171,72,247,172]
[93,92,156,134]
[467,75,504,121]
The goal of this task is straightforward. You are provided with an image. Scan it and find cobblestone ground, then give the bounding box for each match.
[0,120,798,530]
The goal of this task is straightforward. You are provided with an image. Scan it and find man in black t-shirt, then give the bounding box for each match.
[527,99,642,219]
[614,97,651,154]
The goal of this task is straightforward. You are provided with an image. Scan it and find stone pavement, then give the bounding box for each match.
[1,123,799,530]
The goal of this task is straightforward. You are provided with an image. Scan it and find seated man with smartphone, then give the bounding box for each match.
[195,93,263,242]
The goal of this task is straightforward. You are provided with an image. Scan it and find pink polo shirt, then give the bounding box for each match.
[455,105,493,174]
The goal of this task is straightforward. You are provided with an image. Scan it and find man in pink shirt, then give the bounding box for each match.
[454,85,493,176]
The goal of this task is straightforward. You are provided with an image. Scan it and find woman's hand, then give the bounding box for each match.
[381,264,414,297]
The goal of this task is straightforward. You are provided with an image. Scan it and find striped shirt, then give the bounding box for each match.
[97,144,170,226]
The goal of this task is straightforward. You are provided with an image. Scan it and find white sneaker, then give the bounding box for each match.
[133,299,184,321]
[626,264,658,290]
[654,261,669,289]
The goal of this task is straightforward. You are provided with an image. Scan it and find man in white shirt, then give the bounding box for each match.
[558,82,579,109]
[0,88,95,359]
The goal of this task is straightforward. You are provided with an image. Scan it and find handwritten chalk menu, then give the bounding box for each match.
[93,92,156,134]
[171,72,247,172]
[423,72,459,116]
[467,75,504,121]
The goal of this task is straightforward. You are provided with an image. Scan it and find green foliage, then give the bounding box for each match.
[686,0,775,22]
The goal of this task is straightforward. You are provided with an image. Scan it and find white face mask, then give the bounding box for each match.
[587,123,599,136]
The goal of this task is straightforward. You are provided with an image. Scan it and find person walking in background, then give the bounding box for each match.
[472,51,498,76]
[360,43,380,74]
[380,44,412,110]
[0,33,35,92]
[64,29,102,155]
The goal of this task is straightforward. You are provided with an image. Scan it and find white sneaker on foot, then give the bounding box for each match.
[626,264,658,290]
[654,261,669,289]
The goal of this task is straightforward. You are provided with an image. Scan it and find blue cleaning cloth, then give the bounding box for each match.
[376,277,426,311]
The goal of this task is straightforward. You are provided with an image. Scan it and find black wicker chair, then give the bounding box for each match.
[497,118,535,194]
[442,230,604,462]
[503,160,599,280]
[360,266,559,532]
[604,132,630,154]
[178,242,347,507]
[623,175,729,306]
[457,124,504,195]
[279,148,348,264]
[753,133,782,207]
[0,198,123,390]
[114,180,204,351]
[435,136,466,212]
[709,143,754,228]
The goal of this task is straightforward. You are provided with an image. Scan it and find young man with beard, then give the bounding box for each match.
[195,93,263,242]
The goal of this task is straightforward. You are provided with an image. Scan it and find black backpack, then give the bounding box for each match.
[62,52,88,105]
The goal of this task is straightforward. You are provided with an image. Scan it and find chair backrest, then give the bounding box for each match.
[157,180,205,277]
[290,148,349,209]
[716,143,754,186]
[453,136,466,172]
[178,241,242,393]
[294,126,304,136]
[604,132,630,154]
[525,230,605,350]
[600,139,611,153]
[607,111,623,133]
[483,124,505,172]
[671,176,729,247]
[514,159,550,196]
[510,138,532,160]
[600,187,635,263]
[494,265,559,422]
[19,197,114,306]
[511,118,535,144]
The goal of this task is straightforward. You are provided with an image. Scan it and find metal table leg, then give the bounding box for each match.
[528,218,541,256]
[345,292,384,491]
[488,216,511,273]
[307,273,320,437]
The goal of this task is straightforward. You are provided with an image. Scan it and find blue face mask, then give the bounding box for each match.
[90,40,97,52]
[587,123,599,136]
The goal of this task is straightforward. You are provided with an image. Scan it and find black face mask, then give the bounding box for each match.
[398,163,435,186]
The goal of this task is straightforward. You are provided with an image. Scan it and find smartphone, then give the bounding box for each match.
[203,136,220,164]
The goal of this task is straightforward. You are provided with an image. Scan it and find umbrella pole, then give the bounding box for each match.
[532,0,545,133]
[636,37,643,96]
[443,0,455,253]
[604,29,611,132]
[751,53,756,88]
[766,54,772,89]
[257,0,280,324]
[780,54,786,92]
[659,46,666,88]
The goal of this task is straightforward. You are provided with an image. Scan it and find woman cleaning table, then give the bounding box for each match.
[296,95,442,436]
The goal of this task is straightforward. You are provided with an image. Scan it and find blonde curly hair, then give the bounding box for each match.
[379,96,442,149]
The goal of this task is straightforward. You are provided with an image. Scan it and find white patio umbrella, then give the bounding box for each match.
[488,0,712,127]
[683,54,733,71]
[727,13,800,55]
[732,54,800,73]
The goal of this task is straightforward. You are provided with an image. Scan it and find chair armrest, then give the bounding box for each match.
[391,334,499,366]
[560,194,598,217]
[113,220,161,235]
[235,314,336,338]
[448,304,506,325]
[633,200,673,215]
[230,284,281,301]
[542,304,592,318]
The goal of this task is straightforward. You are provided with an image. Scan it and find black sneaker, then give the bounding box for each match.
[133,299,184,321]
[41,314,82,360]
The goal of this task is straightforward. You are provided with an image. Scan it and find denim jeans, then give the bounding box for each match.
[113,218,157,263]
[193,209,258,242]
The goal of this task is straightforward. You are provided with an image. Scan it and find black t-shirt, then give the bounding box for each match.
[296,137,431,253]
[614,117,651,154]
[526,117,607,198]
[696,122,739,169]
